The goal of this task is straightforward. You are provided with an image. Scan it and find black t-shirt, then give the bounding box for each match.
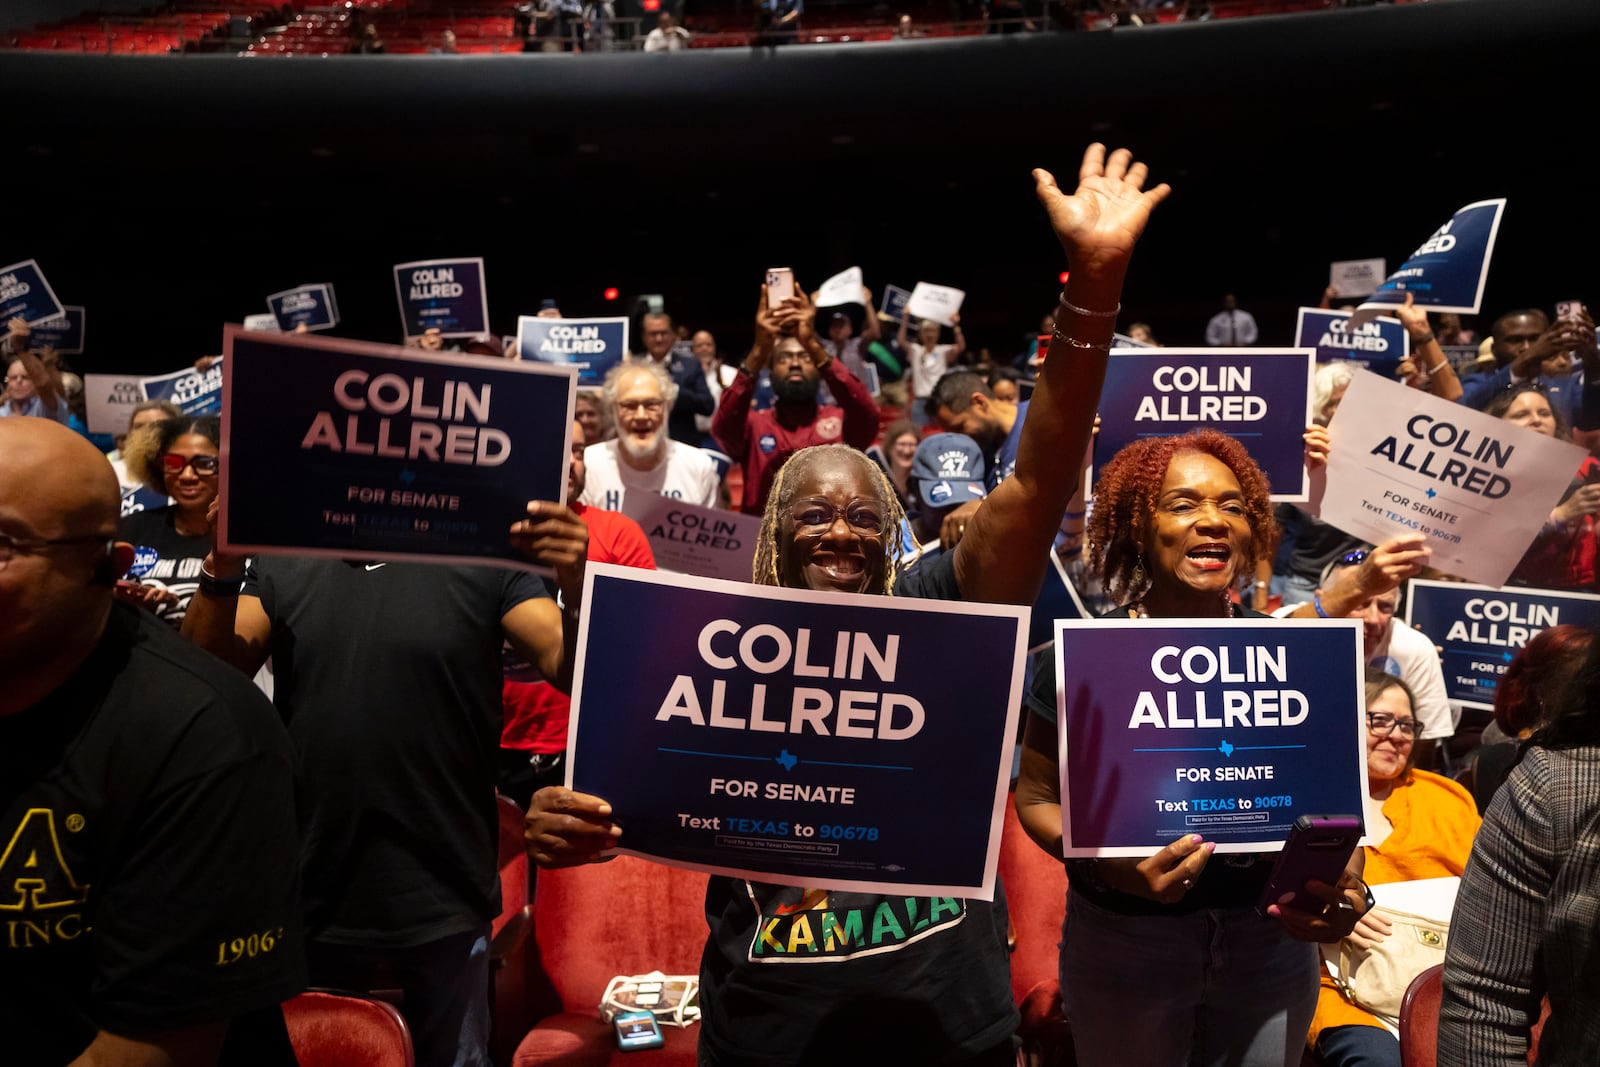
[0,605,304,1065]
[698,550,1018,1065]
[245,558,546,948]
[1026,604,1276,916]
[118,506,212,628]
[1277,505,1365,586]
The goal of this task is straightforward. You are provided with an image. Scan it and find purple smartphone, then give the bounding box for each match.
[1256,814,1362,916]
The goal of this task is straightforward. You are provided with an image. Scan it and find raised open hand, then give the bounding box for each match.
[1033,144,1171,279]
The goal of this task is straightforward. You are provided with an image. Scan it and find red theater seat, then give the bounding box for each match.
[1398,964,1442,1067]
[512,855,707,1066]
[492,794,535,1065]
[997,791,1071,1059]
[283,990,415,1067]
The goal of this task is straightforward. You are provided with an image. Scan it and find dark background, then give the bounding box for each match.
[5,0,1597,374]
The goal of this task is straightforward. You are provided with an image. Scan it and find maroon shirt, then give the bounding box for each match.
[712,356,880,514]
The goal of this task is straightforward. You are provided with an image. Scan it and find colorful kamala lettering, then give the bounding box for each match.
[749,888,964,960]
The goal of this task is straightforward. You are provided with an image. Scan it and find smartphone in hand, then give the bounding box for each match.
[766,267,795,309]
[1256,814,1361,916]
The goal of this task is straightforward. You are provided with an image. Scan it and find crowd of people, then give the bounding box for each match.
[4,140,1598,1067]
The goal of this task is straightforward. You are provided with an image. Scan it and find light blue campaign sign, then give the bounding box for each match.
[1093,348,1315,503]
[517,316,629,386]
[219,328,576,574]
[1404,578,1600,710]
[567,564,1028,898]
[394,258,490,339]
[0,259,65,325]
[140,360,224,416]
[1054,618,1367,856]
[1295,307,1408,375]
[1355,199,1506,321]
[267,283,339,332]
[30,306,86,354]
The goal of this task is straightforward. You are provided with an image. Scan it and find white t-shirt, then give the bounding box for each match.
[906,341,955,399]
[580,439,720,512]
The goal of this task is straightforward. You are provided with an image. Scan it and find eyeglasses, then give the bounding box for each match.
[616,399,665,415]
[1366,712,1418,739]
[0,533,112,566]
[1339,549,1369,567]
[790,498,886,535]
[161,453,220,476]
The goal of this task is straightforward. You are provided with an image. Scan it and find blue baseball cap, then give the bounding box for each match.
[909,433,988,510]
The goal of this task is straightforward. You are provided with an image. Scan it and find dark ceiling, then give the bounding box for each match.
[4,0,1597,372]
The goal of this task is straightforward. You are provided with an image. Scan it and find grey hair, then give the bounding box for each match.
[601,357,680,410]
[1312,361,1355,424]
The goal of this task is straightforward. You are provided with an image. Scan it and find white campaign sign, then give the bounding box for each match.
[1317,369,1586,587]
[815,266,864,309]
[242,313,281,332]
[906,282,965,327]
[621,492,762,583]
[1328,258,1386,299]
[83,374,146,436]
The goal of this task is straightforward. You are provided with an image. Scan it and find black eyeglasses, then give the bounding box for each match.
[1366,711,1418,739]
[0,533,112,566]
[161,453,220,476]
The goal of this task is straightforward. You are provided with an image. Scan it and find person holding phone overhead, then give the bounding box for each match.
[1015,428,1390,1067]
[532,143,1169,1066]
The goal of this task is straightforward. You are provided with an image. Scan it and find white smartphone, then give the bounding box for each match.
[766,267,795,309]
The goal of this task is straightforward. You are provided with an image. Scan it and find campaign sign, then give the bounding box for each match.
[1093,348,1315,503]
[567,564,1029,897]
[83,373,146,436]
[907,282,964,327]
[621,492,761,583]
[1319,370,1586,587]
[517,316,630,386]
[1028,550,1091,653]
[1350,200,1506,328]
[0,259,65,326]
[242,313,280,333]
[1295,308,1409,375]
[30,306,85,354]
[218,327,576,573]
[1053,618,1367,856]
[1404,579,1600,710]
[815,266,864,309]
[267,283,339,332]
[140,360,224,416]
[120,485,171,519]
[1329,258,1386,300]
[393,257,490,339]
[878,284,915,326]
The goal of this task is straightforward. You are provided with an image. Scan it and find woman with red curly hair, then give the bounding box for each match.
[1014,428,1375,1067]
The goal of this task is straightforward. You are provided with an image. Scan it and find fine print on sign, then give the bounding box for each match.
[566,565,1028,898]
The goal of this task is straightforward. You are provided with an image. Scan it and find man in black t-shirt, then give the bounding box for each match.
[0,417,303,1067]
[184,487,590,1066]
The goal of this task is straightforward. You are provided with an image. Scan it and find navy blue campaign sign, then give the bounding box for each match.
[267,283,339,332]
[0,259,65,325]
[140,359,224,415]
[1405,578,1600,710]
[393,258,490,339]
[218,327,577,574]
[1295,308,1408,376]
[517,316,630,386]
[1029,550,1090,653]
[1350,199,1506,327]
[1053,618,1367,856]
[30,306,85,354]
[1093,348,1315,503]
[567,564,1029,898]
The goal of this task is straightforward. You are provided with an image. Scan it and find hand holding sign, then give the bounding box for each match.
[1096,833,1215,904]
[525,787,621,868]
[1033,144,1172,280]
[509,500,590,607]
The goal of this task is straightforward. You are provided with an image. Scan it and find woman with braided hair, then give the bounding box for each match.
[527,142,1169,1064]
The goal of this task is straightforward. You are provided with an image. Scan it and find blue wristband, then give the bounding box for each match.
[1313,591,1329,619]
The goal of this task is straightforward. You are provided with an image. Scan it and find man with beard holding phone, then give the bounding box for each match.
[712,283,879,515]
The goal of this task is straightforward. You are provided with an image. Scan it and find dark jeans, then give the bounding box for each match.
[1317,1024,1399,1067]
[307,923,492,1067]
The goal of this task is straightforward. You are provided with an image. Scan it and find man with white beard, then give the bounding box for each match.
[580,359,721,511]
